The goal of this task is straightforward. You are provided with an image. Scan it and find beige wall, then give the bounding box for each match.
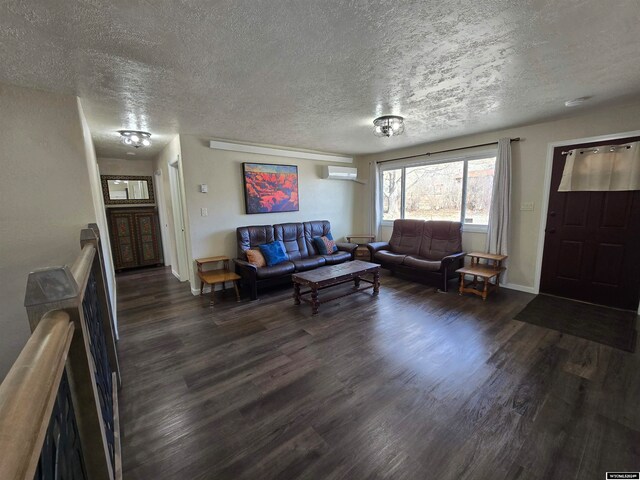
[179,135,359,292]
[97,156,154,176]
[0,83,96,379]
[355,99,640,291]
[152,136,182,274]
[78,100,118,336]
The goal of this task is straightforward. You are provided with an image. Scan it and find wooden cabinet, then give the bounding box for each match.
[107,208,163,270]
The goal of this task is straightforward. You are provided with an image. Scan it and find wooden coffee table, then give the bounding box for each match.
[292,260,380,315]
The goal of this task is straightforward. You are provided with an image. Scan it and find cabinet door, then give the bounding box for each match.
[109,212,139,269]
[133,211,161,266]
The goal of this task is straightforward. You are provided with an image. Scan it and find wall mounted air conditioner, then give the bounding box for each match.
[322,165,359,181]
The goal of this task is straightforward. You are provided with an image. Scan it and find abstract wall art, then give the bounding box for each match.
[242,162,299,214]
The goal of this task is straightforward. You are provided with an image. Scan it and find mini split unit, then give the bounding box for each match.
[322,165,360,182]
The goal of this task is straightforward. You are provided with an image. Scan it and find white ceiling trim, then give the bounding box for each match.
[208,140,353,164]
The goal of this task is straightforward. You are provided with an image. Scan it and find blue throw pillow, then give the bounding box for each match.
[258,241,288,266]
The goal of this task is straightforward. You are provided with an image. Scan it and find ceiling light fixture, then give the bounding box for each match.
[373,115,405,137]
[119,130,152,148]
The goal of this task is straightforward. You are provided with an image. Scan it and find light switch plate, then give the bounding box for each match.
[201,208,208,217]
[520,202,534,211]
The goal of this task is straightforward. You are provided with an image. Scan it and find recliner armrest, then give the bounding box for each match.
[366,242,391,255]
[336,242,358,254]
[441,251,466,268]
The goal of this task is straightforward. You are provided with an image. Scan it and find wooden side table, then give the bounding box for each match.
[456,252,507,300]
[195,256,241,305]
[346,234,376,261]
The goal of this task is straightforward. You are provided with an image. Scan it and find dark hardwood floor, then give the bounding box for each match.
[117,267,640,480]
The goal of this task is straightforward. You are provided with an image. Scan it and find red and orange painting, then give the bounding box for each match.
[242,163,299,214]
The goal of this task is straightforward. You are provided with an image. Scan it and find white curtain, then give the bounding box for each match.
[369,160,381,239]
[486,138,512,277]
[558,142,640,192]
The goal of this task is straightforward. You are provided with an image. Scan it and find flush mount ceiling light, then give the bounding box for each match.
[373,115,405,137]
[564,96,591,107]
[118,130,152,148]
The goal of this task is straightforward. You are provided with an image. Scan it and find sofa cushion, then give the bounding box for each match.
[274,222,308,260]
[255,261,296,279]
[303,220,332,254]
[292,255,326,272]
[419,221,463,260]
[403,255,442,271]
[259,241,288,266]
[322,250,352,265]
[374,250,406,265]
[237,225,275,259]
[246,249,266,267]
[389,219,424,255]
[313,235,337,255]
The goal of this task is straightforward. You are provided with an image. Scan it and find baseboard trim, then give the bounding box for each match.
[501,282,537,294]
[172,269,181,280]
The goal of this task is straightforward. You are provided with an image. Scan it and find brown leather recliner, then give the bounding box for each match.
[235,220,356,300]
[367,219,465,292]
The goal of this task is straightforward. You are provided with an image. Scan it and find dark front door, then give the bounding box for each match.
[540,136,640,310]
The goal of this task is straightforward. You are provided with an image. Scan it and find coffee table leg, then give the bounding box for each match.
[294,282,301,305]
[353,276,360,289]
[459,273,465,295]
[482,277,489,301]
[311,288,319,315]
[373,270,380,296]
[209,283,215,306]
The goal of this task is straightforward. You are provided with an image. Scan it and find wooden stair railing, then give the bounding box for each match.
[0,225,121,480]
[0,311,75,480]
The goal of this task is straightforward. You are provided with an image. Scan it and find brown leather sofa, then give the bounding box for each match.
[367,219,465,292]
[234,220,357,300]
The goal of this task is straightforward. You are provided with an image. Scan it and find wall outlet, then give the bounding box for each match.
[201,208,208,217]
[520,202,534,211]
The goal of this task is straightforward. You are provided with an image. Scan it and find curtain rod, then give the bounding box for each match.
[376,137,521,165]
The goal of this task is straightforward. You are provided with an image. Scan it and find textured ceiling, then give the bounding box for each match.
[1,0,640,160]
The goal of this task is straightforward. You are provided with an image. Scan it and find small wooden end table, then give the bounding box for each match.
[196,256,241,305]
[456,252,507,301]
[346,234,376,261]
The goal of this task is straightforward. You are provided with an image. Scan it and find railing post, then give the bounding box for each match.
[25,265,113,480]
[82,226,121,388]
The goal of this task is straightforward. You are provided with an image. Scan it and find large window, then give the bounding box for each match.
[381,155,496,227]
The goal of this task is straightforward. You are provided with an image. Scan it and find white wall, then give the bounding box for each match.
[97,157,154,176]
[179,135,359,292]
[355,98,640,291]
[78,100,118,337]
[152,136,183,275]
[0,83,96,379]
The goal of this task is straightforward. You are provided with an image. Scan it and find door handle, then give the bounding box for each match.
[549,211,556,217]
[547,228,556,234]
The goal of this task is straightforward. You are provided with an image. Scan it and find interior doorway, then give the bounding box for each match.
[168,155,189,282]
[539,135,640,310]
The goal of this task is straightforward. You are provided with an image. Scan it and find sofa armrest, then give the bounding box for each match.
[441,251,466,269]
[234,258,258,275]
[336,242,358,254]
[366,242,391,256]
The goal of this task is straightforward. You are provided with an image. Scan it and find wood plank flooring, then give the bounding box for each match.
[117,267,640,480]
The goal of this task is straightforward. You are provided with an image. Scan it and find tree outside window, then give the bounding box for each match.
[380,155,496,226]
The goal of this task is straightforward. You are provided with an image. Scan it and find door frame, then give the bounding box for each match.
[168,156,190,282]
[534,129,640,313]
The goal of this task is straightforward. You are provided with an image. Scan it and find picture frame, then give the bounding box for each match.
[242,162,299,214]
